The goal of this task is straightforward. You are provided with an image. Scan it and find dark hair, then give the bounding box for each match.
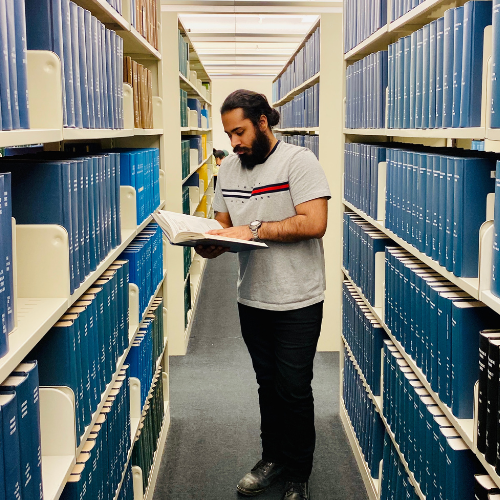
[220,89,280,128]
[213,149,226,160]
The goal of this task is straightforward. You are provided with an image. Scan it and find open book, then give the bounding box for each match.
[152,211,268,252]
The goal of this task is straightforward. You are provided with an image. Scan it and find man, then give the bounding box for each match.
[196,90,330,500]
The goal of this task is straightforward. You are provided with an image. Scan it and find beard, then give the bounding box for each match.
[233,127,272,169]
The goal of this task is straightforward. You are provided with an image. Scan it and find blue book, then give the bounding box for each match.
[452,6,464,128]
[77,6,90,128]
[397,38,405,129]
[91,16,102,129]
[451,301,499,419]
[83,10,94,128]
[404,35,412,129]
[422,24,430,129]
[445,438,478,499]
[5,0,19,129]
[0,175,6,355]
[69,1,83,128]
[442,8,456,128]
[0,0,12,130]
[13,0,29,129]
[0,391,22,499]
[435,17,445,128]
[491,0,500,127]
[437,155,448,268]
[425,153,435,256]
[452,158,495,278]
[415,28,424,129]
[12,361,43,500]
[460,1,493,128]
[105,29,114,129]
[431,155,441,261]
[0,173,13,335]
[429,20,438,128]
[61,0,75,128]
[445,157,456,272]
[492,160,500,297]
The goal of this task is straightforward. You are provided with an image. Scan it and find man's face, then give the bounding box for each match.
[222,108,271,169]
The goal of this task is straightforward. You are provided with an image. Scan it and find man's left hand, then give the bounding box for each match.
[207,225,254,241]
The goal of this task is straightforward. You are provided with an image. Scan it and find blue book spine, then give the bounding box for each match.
[445,157,455,272]
[429,21,437,129]
[397,39,405,129]
[84,10,95,129]
[404,36,412,129]
[492,160,500,297]
[13,0,28,129]
[422,24,430,129]
[442,8,456,128]
[452,6,464,128]
[61,0,75,128]
[431,156,441,261]
[69,1,83,128]
[491,0,500,127]
[415,28,424,129]
[1,173,13,334]
[445,438,477,499]
[435,17,445,128]
[91,16,102,129]
[77,6,90,129]
[0,0,12,130]
[99,23,108,129]
[438,156,447,268]
[5,0,19,129]
[105,29,115,130]
[0,175,7,355]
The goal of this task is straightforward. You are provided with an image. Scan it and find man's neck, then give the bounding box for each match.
[265,134,278,159]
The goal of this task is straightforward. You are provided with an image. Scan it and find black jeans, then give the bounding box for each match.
[238,301,323,482]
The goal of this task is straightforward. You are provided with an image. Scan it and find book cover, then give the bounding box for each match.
[0,391,21,499]
[451,6,464,128]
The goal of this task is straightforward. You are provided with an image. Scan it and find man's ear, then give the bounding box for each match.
[259,115,268,131]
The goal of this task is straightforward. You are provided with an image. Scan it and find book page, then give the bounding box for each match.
[156,210,222,237]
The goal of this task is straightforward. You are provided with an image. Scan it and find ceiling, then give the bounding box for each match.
[161,1,343,78]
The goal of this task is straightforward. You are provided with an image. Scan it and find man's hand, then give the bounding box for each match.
[194,245,230,259]
[207,225,254,241]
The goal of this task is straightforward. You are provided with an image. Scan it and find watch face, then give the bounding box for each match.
[250,221,260,230]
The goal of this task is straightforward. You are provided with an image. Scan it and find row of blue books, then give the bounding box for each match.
[343,0,387,53]
[0,0,29,131]
[272,26,320,102]
[343,349,386,480]
[345,50,388,129]
[106,0,122,15]
[0,151,122,294]
[26,0,124,130]
[382,341,481,499]
[29,259,130,445]
[385,246,500,419]
[181,140,191,180]
[276,134,319,159]
[118,148,161,225]
[120,223,163,317]
[60,366,131,500]
[126,298,164,409]
[182,135,203,167]
[343,213,392,307]
[131,365,166,495]
[343,143,386,220]
[178,30,189,78]
[0,361,42,500]
[385,147,495,278]
[387,1,491,130]
[392,0,426,23]
[343,282,387,396]
[277,83,319,129]
[380,434,419,500]
[0,173,13,358]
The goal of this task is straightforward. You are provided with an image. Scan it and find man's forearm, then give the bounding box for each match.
[258,215,325,243]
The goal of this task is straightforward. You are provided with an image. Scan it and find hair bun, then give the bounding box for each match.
[269,108,280,127]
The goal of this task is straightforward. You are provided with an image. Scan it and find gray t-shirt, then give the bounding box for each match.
[213,140,331,311]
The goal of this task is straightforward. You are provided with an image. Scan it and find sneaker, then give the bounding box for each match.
[281,481,310,500]
[236,460,285,496]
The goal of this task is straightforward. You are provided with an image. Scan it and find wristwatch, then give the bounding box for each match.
[249,220,262,241]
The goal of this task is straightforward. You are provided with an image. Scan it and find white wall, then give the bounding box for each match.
[211,77,274,154]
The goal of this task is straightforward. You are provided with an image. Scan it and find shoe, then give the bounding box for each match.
[236,460,285,496]
[281,481,310,500]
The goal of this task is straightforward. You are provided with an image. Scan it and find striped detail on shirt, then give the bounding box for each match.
[222,182,290,200]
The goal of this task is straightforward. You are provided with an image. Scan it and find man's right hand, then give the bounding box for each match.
[195,245,230,259]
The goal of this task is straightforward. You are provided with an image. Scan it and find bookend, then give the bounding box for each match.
[153,97,163,130]
[123,83,135,131]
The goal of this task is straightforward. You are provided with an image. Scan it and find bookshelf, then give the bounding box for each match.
[341,0,500,496]
[161,12,213,356]
[0,0,171,499]
[271,13,343,352]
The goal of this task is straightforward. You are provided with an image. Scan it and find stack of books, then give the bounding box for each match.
[277,135,319,159]
[392,0,426,22]
[118,148,161,225]
[131,365,166,495]
[343,282,387,395]
[124,56,154,129]
[26,0,125,130]
[0,172,13,357]
[385,247,500,418]
[277,83,319,129]
[120,223,163,317]
[105,0,123,15]
[272,26,320,102]
[345,50,388,129]
[387,2,492,130]
[29,259,130,445]
[129,0,158,50]
[182,135,204,166]
[0,0,29,130]
[59,366,132,500]
[0,361,42,500]
[0,151,123,295]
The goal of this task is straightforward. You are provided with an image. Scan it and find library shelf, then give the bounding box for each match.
[343,127,485,140]
[181,127,212,134]
[479,290,500,318]
[342,268,476,451]
[134,128,164,136]
[0,128,63,148]
[182,154,213,183]
[71,0,129,30]
[184,258,207,345]
[190,177,214,216]
[179,73,212,105]
[339,401,380,500]
[344,25,388,61]
[275,127,319,134]
[272,72,320,107]
[43,455,76,500]
[121,26,161,60]
[341,338,426,500]
[343,200,480,298]
[388,0,456,33]
[62,128,135,140]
